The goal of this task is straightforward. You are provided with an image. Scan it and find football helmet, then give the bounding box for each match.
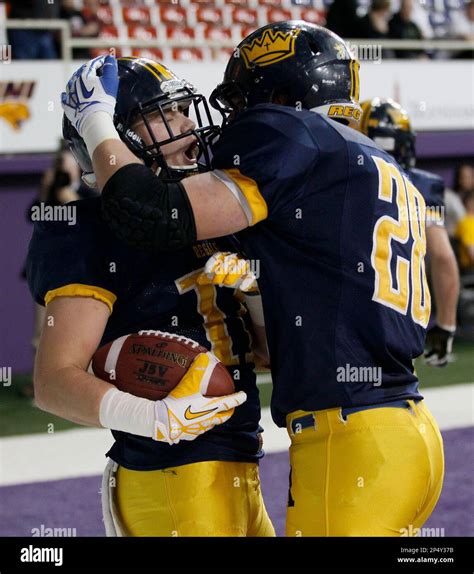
[209,20,361,127]
[63,57,220,185]
[359,98,416,170]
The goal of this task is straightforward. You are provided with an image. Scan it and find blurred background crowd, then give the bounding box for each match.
[2,0,473,61]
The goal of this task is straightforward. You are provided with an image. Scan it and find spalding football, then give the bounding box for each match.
[90,330,235,401]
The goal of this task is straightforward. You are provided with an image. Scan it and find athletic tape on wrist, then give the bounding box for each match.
[82,111,120,157]
[99,387,156,439]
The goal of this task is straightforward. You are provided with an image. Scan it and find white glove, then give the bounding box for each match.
[197,251,258,293]
[61,55,119,137]
[153,351,247,444]
[99,351,246,445]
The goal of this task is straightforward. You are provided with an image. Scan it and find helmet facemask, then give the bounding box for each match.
[117,87,220,180]
[63,58,221,187]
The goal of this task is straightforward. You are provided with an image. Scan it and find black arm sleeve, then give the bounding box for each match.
[101,164,197,252]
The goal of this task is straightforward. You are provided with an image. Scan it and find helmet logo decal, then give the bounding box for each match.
[240,28,301,68]
[125,128,143,144]
[328,105,361,122]
[161,79,188,95]
[334,43,347,59]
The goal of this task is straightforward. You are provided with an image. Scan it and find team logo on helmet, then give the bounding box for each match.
[334,42,348,60]
[161,79,193,96]
[240,28,301,68]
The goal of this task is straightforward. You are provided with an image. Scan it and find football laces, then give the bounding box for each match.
[137,329,201,349]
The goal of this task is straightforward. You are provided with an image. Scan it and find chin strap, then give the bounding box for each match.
[166,163,200,179]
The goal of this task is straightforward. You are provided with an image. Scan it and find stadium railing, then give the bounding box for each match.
[3,19,474,59]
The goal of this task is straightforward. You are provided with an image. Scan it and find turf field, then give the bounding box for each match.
[0,341,472,537]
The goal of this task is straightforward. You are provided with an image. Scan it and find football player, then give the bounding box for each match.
[65,22,444,536]
[358,98,460,367]
[30,57,275,537]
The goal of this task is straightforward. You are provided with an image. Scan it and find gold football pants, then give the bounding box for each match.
[286,399,444,536]
[115,460,275,536]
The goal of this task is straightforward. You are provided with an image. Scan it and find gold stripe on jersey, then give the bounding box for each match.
[222,168,268,225]
[44,283,117,312]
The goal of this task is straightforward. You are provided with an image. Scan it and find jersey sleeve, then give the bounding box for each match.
[426,178,445,210]
[26,213,118,312]
[409,168,445,228]
[211,106,320,225]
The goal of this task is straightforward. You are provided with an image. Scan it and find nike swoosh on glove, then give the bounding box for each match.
[61,55,119,136]
[153,351,247,444]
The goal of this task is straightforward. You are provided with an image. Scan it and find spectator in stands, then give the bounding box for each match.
[391,0,433,39]
[325,0,361,39]
[455,163,474,197]
[357,0,392,39]
[82,0,101,15]
[389,0,427,58]
[39,145,83,206]
[8,0,60,60]
[60,0,100,60]
[455,192,474,273]
[450,0,474,59]
[445,164,473,238]
[448,0,474,42]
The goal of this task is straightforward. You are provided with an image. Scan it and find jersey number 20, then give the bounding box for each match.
[371,156,431,328]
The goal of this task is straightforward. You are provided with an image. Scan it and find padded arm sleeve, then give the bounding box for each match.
[101,164,197,252]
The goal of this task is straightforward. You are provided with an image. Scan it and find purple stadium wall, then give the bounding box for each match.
[1,186,38,373]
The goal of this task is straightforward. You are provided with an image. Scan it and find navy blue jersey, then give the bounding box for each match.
[212,104,430,427]
[27,197,262,470]
[408,167,445,228]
